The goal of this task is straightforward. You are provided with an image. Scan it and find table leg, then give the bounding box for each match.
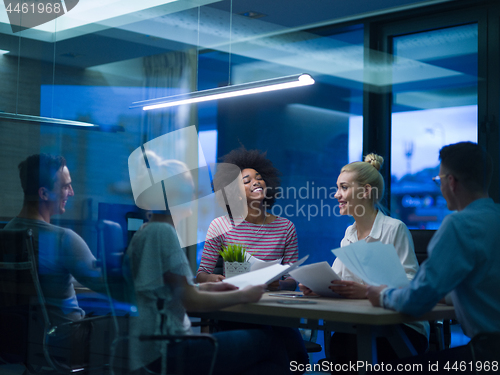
[386,325,417,358]
[357,325,377,374]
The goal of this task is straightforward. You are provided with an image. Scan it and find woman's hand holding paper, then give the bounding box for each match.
[239,284,266,303]
[329,279,368,299]
[298,283,319,297]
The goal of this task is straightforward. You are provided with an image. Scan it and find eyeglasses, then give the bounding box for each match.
[432,174,449,187]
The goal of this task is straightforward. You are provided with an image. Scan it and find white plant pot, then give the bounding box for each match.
[224,261,251,278]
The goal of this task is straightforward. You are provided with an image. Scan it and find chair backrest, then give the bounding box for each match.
[0,229,37,308]
[96,219,135,307]
[409,229,436,265]
[469,332,500,372]
[0,229,50,365]
[96,220,127,278]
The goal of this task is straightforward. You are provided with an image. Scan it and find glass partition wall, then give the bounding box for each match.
[2,0,500,367]
[0,0,499,267]
[0,1,367,269]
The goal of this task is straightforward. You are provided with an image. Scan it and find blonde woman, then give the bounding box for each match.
[300,154,429,365]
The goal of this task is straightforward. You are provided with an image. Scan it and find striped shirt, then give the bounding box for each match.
[197,215,299,276]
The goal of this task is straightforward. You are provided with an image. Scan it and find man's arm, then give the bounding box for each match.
[62,229,130,301]
[368,217,473,316]
[62,230,109,292]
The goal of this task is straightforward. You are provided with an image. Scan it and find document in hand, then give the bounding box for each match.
[289,262,342,297]
[222,255,309,289]
[331,241,410,288]
[245,253,283,271]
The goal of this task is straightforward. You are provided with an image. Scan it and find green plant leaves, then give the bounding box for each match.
[219,242,247,262]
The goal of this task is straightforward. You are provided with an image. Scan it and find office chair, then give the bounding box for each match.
[0,228,112,374]
[301,329,323,354]
[469,332,500,374]
[0,228,38,370]
[410,229,453,351]
[410,229,436,265]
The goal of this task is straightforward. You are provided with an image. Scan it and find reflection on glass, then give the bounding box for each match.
[1,0,366,315]
[390,23,478,229]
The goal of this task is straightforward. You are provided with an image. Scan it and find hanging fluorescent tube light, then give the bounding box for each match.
[130,73,315,111]
[0,112,97,128]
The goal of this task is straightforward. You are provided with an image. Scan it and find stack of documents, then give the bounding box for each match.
[245,253,283,271]
[332,241,410,288]
[223,241,409,295]
[223,255,308,289]
[289,262,341,297]
[290,242,410,297]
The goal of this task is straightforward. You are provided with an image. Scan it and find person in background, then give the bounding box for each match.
[5,153,122,367]
[300,153,428,367]
[367,142,500,372]
[197,147,299,291]
[125,157,292,375]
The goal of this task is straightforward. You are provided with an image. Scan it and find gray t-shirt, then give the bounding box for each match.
[124,221,193,370]
[5,217,104,323]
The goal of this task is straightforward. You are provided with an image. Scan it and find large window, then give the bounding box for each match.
[390,23,478,229]
[204,24,365,266]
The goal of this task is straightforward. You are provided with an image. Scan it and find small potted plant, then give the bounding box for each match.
[220,243,251,278]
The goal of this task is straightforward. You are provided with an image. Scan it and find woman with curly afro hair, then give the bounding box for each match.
[196,147,299,291]
[196,147,308,372]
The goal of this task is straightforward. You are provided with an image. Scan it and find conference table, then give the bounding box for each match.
[192,291,456,374]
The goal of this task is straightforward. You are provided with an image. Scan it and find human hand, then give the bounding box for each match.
[204,274,225,283]
[199,282,238,292]
[239,284,266,303]
[329,279,368,299]
[267,280,281,291]
[298,283,319,297]
[366,285,387,307]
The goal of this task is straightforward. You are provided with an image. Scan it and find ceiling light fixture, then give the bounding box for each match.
[0,49,10,55]
[130,73,315,111]
[238,10,266,19]
[0,112,97,128]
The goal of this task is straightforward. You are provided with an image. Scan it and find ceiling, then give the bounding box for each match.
[2,0,475,114]
[0,0,455,69]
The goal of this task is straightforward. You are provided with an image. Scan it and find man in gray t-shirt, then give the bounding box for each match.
[6,153,106,322]
[5,154,110,365]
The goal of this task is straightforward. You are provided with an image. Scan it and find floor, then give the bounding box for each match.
[1,321,469,374]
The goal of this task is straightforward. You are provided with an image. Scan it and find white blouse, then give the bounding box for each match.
[332,210,419,283]
[332,211,429,339]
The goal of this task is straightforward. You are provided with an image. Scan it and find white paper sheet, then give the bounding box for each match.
[245,253,283,271]
[332,241,410,288]
[223,255,309,289]
[289,261,342,297]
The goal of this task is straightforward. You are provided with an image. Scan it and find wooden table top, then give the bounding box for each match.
[194,292,456,326]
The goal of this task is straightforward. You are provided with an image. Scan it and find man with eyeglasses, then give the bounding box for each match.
[367,142,500,371]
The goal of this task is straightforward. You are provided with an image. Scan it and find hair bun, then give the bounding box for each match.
[364,153,384,171]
